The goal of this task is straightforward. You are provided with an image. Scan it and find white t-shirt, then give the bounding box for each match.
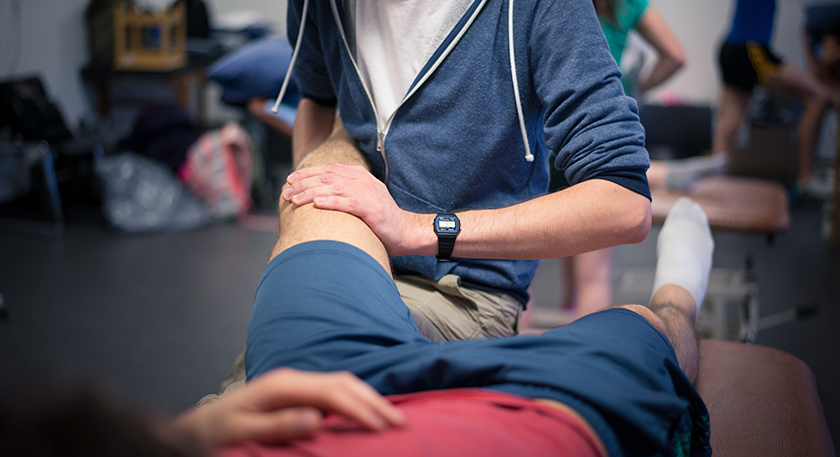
[353,0,460,128]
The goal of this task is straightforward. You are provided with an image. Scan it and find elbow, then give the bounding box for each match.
[658,51,686,74]
[669,52,687,73]
[623,199,652,244]
[673,54,687,72]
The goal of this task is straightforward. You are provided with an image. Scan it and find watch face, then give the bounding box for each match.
[435,215,460,233]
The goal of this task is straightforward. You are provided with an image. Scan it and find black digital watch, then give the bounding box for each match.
[433,213,460,261]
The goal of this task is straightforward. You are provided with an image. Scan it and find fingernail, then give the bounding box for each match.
[288,172,299,183]
[314,197,325,204]
[283,187,293,199]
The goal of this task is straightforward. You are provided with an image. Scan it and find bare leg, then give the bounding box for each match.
[613,198,713,383]
[561,257,575,309]
[713,85,752,156]
[761,62,833,184]
[797,97,828,184]
[649,286,699,382]
[564,248,614,319]
[272,120,391,275]
[615,286,699,383]
[210,121,391,402]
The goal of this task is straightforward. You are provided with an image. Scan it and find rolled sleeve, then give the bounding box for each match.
[531,0,651,200]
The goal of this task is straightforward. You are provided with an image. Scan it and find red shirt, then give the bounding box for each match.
[218,388,605,457]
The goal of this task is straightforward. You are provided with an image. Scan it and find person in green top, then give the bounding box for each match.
[598,0,648,65]
[596,0,685,98]
[553,1,726,321]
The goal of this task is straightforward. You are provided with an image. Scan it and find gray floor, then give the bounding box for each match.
[0,195,838,446]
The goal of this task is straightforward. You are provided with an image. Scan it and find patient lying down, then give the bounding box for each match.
[0,196,714,457]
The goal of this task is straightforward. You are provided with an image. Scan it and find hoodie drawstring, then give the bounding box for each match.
[508,0,533,162]
[274,0,534,163]
[272,0,310,114]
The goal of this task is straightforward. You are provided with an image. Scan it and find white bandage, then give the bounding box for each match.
[651,197,715,314]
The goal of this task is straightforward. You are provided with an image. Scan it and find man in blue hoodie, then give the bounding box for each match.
[280,0,652,341]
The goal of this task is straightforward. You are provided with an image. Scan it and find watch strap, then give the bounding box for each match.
[436,233,457,261]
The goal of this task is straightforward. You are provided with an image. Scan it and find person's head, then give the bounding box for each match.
[0,379,205,457]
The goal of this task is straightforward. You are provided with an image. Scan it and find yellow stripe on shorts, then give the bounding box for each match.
[747,41,780,84]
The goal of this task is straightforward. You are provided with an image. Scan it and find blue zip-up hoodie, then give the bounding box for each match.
[287,0,650,304]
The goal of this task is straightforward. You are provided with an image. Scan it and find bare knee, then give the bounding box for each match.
[295,138,369,171]
[613,304,667,335]
[295,149,332,170]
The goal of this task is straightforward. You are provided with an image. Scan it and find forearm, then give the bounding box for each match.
[284,165,650,259]
[635,8,685,94]
[292,98,337,167]
[638,57,684,94]
[400,179,651,259]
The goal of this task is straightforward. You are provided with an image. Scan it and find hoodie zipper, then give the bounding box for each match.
[329,0,387,174]
[330,0,489,181]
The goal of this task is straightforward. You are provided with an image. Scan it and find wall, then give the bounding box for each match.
[139,0,286,33]
[204,0,286,34]
[0,0,287,128]
[0,0,92,127]
[0,0,826,126]
[638,0,816,106]
[639,0,732,105]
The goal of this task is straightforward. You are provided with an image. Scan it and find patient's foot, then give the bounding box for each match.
[651,197,714,318]
[665,154,728,191]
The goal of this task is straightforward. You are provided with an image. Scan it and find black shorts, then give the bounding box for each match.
[718,41,783,92]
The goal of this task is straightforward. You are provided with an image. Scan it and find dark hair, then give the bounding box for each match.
[0,380,205,457]
[593,0,618,26]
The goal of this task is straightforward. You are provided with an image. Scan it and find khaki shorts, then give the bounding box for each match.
[203,274,522,405]
[395,274,523,342]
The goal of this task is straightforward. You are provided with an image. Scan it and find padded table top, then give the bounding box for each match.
[695,339,835,457]
[651,176,790,233]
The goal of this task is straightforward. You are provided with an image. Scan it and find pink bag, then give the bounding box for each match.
[181,122,253,219]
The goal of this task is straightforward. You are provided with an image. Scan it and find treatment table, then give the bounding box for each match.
[650,175,789,239]
[647,174,791,342]
[644,178,835,455]
[502,333,836,455]
[696,339,835,457]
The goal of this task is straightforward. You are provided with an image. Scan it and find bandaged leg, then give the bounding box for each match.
[651,197,714,317]
[632,198,713,383]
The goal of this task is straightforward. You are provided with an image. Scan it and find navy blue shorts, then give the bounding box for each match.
[246,241,710,457]
[719,40,783,92]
